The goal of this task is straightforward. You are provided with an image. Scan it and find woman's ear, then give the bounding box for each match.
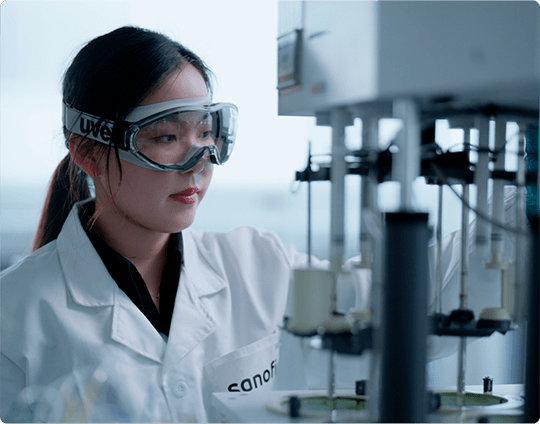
[68,136,102,177]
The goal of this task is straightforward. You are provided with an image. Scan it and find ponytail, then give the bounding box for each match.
[31,154,91,251]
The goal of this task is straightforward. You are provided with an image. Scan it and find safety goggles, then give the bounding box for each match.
[62,96,238,172]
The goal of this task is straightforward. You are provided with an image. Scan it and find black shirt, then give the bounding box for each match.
[79,204,182,337]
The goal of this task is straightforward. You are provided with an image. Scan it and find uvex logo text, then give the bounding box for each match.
[79,117,113,142]
[227,360,277,392]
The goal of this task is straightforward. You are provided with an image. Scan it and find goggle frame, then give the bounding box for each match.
[62,96,238,172]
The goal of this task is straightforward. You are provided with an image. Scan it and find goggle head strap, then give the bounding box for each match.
[62,96,213,148]
[62,104,121,147]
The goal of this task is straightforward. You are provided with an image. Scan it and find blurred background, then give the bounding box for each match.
[1,0,513,270]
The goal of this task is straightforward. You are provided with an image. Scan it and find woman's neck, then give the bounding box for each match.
[91,201,170,307]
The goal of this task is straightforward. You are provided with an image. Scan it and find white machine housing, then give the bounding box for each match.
[278,1,540,116]
[277,2,540,422]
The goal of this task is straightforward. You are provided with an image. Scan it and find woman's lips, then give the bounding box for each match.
[170,187,198,204]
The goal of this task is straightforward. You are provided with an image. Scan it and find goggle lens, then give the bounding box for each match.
[134,111,220,166]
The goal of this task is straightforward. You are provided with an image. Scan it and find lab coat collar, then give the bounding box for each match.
[57,203,228,367]
[57,202,166,363]
[57,201,115,307]
[58,203,227,304]
[181,229,228,297]
[162,268,216,372]
[161,229,227,372]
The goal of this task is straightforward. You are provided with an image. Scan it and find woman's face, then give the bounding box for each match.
[93,63,213,234]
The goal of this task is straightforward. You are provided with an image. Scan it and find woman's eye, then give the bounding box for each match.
[200,130,213,139]
[152,134,176,143]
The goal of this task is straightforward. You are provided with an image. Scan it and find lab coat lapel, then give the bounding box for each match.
[58,204,166,364]
[162,230,226,373]
[59,205,115,308]
[110,292,167,364]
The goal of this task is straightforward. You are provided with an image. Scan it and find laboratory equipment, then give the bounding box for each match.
[214,1,539,422]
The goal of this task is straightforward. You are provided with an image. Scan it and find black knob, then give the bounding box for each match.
[355,380,366,396]
[427,390,441,412]
[449,309,475,323]
[483,376,493,393]
[289,395,301,418]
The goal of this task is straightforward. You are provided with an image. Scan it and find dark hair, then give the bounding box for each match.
[32,26,214,251]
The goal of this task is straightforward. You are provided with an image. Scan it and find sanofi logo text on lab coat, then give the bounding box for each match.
[205,331,281,394]
[227,359,277,392]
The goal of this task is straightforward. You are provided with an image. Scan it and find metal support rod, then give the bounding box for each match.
[360,116,379,267]
[307,141,312,268]
[368,173,385,424]
[489,118,507,263]
[379,212,429,423]
[435,184,444,314]
[329,108,351,273]
[392,99,421,211]
[327,350,335,399]
[327,350,336,423]
[512,124,528,321]
[459,128,471,311]
[474,115,491,256]
[457,336,468,409]
[457,128,471,409]
[460,220,471,290]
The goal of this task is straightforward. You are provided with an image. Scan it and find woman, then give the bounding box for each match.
[0,26,367,422]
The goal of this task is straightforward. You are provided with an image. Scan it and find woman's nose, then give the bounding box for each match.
[187,159,204,174]
[179,152,209,175]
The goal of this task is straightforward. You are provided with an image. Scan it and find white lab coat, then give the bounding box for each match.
[2,192,519,422]
[0,202,368,422]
